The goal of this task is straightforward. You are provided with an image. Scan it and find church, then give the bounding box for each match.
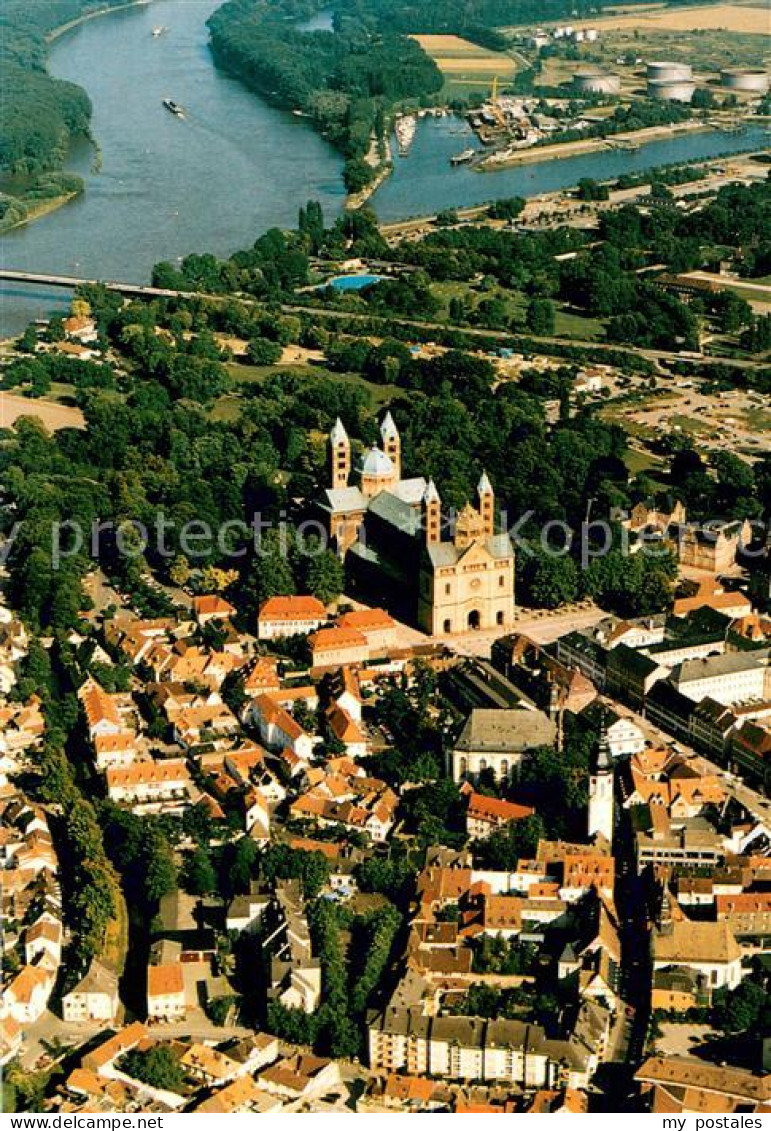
[319,413,516,636]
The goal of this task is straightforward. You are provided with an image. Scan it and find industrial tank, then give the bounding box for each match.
[646,61,693,82]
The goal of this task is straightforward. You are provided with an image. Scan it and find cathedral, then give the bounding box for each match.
[319,413,516,636]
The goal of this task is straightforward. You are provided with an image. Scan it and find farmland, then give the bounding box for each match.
[410,34,518,95]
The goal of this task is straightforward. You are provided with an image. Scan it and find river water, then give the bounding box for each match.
[0,0,767,335]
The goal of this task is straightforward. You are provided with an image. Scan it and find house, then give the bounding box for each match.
[226,881,272,934]
[192,595,236,625]
[690,698,738,762]
[309,626,369,670]
[336,607,398,654]
[192,1077,282,1114]
[257,595,327,640]
[635,1057,771,1114]
[671,650,769,706]
[606,644,669,709]
[24,916,62,969]
[146,963,185,1021]
[180,1043,241,1086]
[644,680,694,745]
[731,721,771,787]
[248,694,315,760]
[80,1021,148,1075]
[583,704,645,759]
[78,678,123,739]
[451,707,556,782]
[0,964,55,1024]
[555,632,607,689]
[62,959,120,1024]
[259,1052,342,1102]
[106,759,194,813]
[325,702,368,758]
[263,881,322,1014]
[464,789,535,839]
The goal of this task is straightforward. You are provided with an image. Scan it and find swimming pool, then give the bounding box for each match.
[327,273,385,291]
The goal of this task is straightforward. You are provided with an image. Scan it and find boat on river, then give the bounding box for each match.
[450,148,476,166]
[152,25,168,37]
[163,98,185,118]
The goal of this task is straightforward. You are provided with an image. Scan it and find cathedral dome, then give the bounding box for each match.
[359,446,395,479]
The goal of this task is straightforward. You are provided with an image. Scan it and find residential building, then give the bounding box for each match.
[62,960,120,1023]
[257,595,327,640]
[146,963,186,1021]
[671,650,769,706]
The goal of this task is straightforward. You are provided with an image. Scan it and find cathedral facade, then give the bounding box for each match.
[319,414,516,636]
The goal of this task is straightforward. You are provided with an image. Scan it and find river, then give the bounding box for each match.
[0,0,346,336]
[0,0,768,335]
[373,115,770,220]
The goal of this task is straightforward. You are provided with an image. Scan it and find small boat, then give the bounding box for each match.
[163,98,185,118]
[450,148,476,166]
[152,25,167,37]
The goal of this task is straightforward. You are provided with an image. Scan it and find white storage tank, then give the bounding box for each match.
[646,60,693,82]
[647,78,696,102]
[721,68,769,93]
[573,70,622,95]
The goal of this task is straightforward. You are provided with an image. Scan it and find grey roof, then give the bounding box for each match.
[431,1015,486,1048]
[608,642,664,677]
[66,958,117,999]
[426,533,513,571]
[367,489,422,536]
[674,648,769,683]
[393,476,428,505]
[455,707,556,754]
[323,485,368,514]
[486,1018,547,1052]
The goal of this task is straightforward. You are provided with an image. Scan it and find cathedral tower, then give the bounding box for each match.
[423,480,442,545]
[380,411,401,481]
[477,470,495,537]
[329,418,350,491]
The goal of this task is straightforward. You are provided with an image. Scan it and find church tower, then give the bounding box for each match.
[329,418,350,491]
[588,724,614,844]
[380,411,401,481]
[478,470,495,537]
[423,480,441,545]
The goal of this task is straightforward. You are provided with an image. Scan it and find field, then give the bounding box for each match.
[411,34,517,94]
[0,390,84,431]
[574,4,770,34]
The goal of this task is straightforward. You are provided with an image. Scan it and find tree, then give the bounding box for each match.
[247,337,283,365]
[712,977,768,1035]
[527,298,555,336]
[121,1045,183,1091]
[181,847,217,895]
[301,545,343,605]
[474,814,546,870]
[225,836,259,895]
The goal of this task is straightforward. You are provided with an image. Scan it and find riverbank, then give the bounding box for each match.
[46,0,152,43]
[478,120,712,170]
[0,189,82,236]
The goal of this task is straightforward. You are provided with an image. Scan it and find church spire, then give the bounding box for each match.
[423,480,441,545]
[380,411,401,480]
[329,418,350,490]
[477,469,494,536]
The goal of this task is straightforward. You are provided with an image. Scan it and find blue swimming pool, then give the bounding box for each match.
[327,273,384,291]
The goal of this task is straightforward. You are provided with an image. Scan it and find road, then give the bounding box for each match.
[2,268,767,373]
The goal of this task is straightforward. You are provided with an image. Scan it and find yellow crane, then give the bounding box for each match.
[489,75,507,128]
